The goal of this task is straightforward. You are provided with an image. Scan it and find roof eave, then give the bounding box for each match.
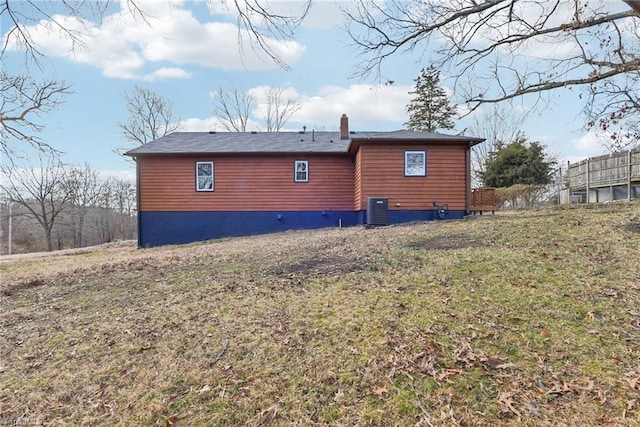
[123,150,349,156]
[347,136,486,155]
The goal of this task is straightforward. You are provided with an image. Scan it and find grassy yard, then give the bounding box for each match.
[1,205,639,426]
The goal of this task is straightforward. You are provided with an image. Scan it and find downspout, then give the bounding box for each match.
[135,157,142,248]
[465,143,471,214]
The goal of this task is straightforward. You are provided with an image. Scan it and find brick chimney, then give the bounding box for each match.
[340,114,349,140]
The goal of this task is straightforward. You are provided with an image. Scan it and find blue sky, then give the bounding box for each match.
[2,0,616,179]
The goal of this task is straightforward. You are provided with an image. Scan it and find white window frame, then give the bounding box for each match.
[294,160,309,183]
[405,150,426,177]
[196,161,214,191]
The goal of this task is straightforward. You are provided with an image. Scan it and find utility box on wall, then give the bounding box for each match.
[366,197,388,225]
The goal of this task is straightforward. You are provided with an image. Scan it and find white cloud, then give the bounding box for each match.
[302,1,357,29]
[180,83,412,132]
[225,0,379,30]
[142,68,191,81]
[2,2,305,79]
[248,85,300,102]
[293,83,411,130]
[3,14,96,57]
[572,132,605,153]
[207,0,318,26]
[248,85,302,122]
[179,117,218,131]
[98,169,136,182]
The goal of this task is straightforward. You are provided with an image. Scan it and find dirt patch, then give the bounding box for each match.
[406,234,476,251]
[624,221,640,234]
[269,255,368,277]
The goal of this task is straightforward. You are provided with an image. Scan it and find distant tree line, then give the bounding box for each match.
[1,161,136,254]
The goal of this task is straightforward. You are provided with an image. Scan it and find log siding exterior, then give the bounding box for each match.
[354,144,468,212]
[138,154,355,212]
[127,116,483,247]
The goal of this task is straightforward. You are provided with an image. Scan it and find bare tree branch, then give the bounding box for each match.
[224,0,312,70]
[211,86,256,132]
[116,85,180,147]
[0,71,71,159]
[623,0,640,16]
[346,0,640,150]
[262,87,301,132]
[0,0,146,67]
[465,104,526,186]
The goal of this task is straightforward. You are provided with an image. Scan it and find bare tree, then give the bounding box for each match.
[586,80,640,152]
[466,105,525,186]
[1,2,148,162]
[93,180,115,243]
[212,86,302,132]
[1,1,146,161]
[346,0,640,144]
[109,177,137,241]
[0,154,70,251]
[116,86,180,146]
[211,86,256,132]
[0,71,71,159]
[91,177,138,243]
[262,87,301,131]
[62,163,105,247]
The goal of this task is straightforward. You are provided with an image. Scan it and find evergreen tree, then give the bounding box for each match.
[482,135,555,187]
[405,66,456,132]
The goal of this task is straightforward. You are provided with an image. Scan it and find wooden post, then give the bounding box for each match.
[586,158,590,204]
[8,202,12,256]
[628,150,632,202]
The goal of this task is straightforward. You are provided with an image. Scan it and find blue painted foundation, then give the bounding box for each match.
[138,209,467,247]
[139,210,357,247]
[356,209,466,225]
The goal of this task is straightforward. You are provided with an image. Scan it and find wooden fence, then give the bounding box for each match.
[563,147,640,203]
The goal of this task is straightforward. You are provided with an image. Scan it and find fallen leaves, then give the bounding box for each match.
[165,414,184,426]
[498,390,522,418]
[2,205,640,425]
[545,378,596,396]
[623,366,640,390]
[251,404,279,426]
[372,384,389,398]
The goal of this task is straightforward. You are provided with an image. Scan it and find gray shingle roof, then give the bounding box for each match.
[124,130,484,156]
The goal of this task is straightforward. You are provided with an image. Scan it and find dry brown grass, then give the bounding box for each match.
[1,204,639,426]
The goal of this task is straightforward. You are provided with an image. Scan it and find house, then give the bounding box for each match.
[125,114,484,247]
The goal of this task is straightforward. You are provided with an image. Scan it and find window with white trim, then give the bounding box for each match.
[196,161,214,191]
[294,160,309,183]
[404,151,426,177]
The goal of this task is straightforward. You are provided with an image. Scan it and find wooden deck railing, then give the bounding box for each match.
[470,187,497,214]
[566,148,640,190]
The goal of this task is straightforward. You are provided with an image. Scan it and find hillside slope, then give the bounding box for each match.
[1,205,639,426]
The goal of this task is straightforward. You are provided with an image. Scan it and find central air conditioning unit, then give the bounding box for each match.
[367,197,388,226]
